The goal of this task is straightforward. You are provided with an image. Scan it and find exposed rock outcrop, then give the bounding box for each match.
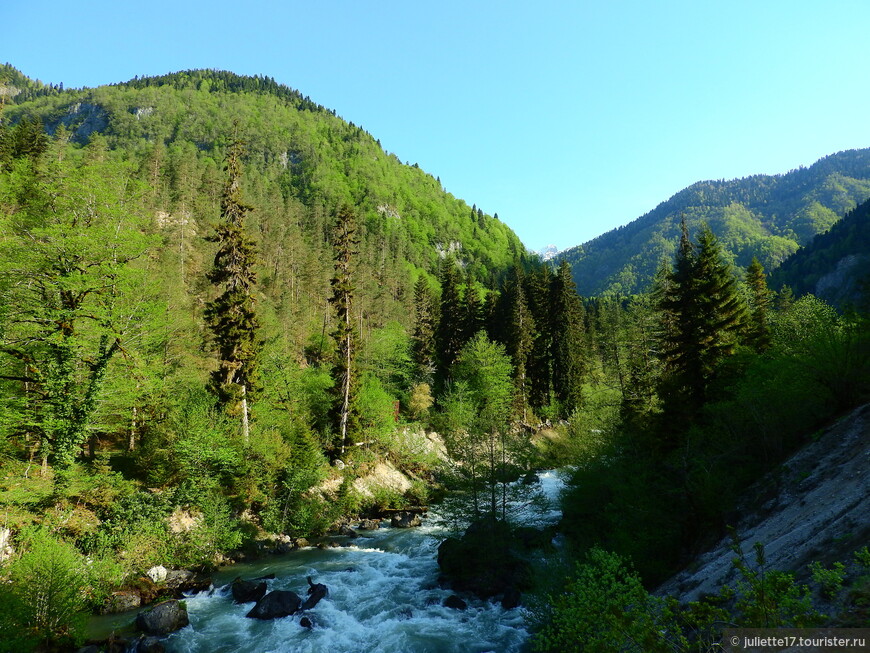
[658,403,870,602]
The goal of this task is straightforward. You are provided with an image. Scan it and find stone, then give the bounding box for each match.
[135,599,189,636]
[357,519,381,530]
[164,569,211,594]
[146,565,168,584]
[390,512,422,528]
[104,590,142,613]
[231,577,268,604]
[300,616,313,628]
[246,590,302,620]
[338,525,358,538]
[501,587,521,609]
[443,595,467,610]
[134,635,166,653]
[301,576,328,610]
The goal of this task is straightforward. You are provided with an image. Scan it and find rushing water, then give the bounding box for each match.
[100,470,567,653]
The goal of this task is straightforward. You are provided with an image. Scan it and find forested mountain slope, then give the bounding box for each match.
[770,195,870,308]
[1,64,526,319]
[559,149,870,296]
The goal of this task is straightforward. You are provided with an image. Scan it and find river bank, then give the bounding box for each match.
[83,470,568,653]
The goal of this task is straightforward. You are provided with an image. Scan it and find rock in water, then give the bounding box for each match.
[135,599,190,635]
[301,576,328,610]
[390,511,421,528]
[231,577,268,603]
[246,590,302,620]
[443,595,467,610]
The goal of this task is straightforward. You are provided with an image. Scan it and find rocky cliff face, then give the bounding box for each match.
[657,403,870,602]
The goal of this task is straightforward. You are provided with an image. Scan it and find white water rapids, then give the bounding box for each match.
[100,471,568,653]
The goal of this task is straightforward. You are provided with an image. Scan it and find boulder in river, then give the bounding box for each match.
[135,599,190,635]
[301,576,328,610]
[390,511,421,528]
[246,590,302,620]
[231,577,268,603]
[357,519,381,530]
[443,595,467,610]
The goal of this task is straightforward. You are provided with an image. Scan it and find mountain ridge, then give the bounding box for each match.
[558,148,870,296]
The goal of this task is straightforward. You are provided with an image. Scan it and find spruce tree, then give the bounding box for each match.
[435,256,464,385]
[328,204,361,456]
[462,273,484,343]
[550,260,586,416]
[506,271,536,422]
[411,275,437,381]
[524,265,554,411]
[204,138,260,444]
[745,257,772,352]
[657,220,746,415]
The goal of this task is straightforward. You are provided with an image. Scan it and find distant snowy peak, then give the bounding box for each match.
[538,244,559,261]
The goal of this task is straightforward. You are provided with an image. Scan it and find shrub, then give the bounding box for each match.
[531,547,682,653]
[0,528,90,652]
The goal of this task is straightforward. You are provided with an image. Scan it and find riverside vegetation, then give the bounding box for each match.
[0,66,868,651]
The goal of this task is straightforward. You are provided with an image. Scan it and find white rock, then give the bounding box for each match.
[146,565,168,583]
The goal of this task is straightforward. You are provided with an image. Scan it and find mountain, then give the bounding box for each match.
[0,65,526,306]
[558,149,870,296]
[537,244,559,261]
[770,196,870,308]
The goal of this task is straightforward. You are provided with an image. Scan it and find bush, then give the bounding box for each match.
[0,528,90,652]
[531,547,681,653]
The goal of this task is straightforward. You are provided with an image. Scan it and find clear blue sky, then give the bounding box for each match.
[4,1,870,252]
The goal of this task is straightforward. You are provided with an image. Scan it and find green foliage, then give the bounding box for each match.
[855,546,870,569]
[0,528,90,652]
[729,538,823,627]
[0,151,157,475]
[531,548,680,653]
[809,560,847,599]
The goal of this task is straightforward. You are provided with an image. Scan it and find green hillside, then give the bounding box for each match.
[771,195,870,308]
[559,149,870,296]
[1,65,525,304]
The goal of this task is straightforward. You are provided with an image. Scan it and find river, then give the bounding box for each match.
[93,470,567,653]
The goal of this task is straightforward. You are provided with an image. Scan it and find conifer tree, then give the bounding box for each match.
[506,271,536,422]
[745,257,772,352]
[435,256,464,385]
[204,138,259,444]
[411,276,437,381]
[550,260,586,416]
[328,204,361,456]
[462,273,484,343]
[657,220,746,415]
[524,265,554,411]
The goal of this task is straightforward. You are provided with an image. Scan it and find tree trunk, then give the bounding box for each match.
[241,384,250,445]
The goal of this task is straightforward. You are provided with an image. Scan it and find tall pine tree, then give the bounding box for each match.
[744,256,772,352]
[550,260,586,417]
[435,256,464,386]
[328,204,361,456]
[657,220,746,417]
[205,138,260,444]
[411,275,437,381]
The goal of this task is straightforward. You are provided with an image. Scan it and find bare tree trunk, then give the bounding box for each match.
[128,405,138,452]
[241,384,250,445]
